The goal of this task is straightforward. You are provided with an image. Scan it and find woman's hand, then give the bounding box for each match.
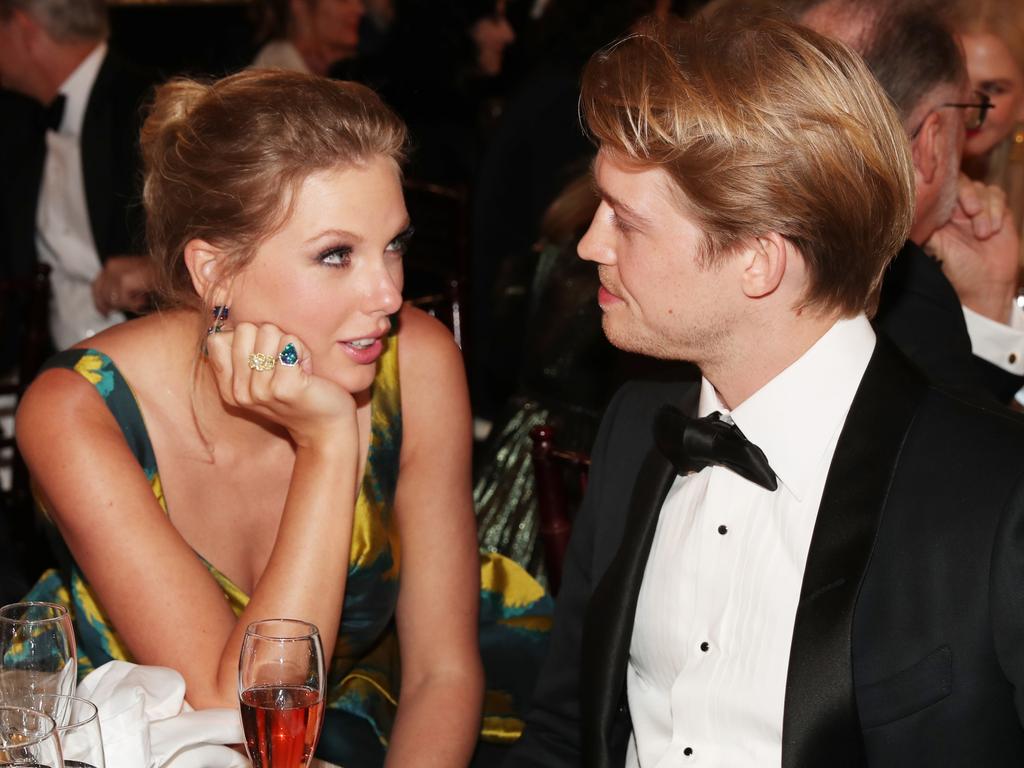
[206,321,356,448]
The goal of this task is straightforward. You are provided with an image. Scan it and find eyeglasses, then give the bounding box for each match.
[910,90,993,139]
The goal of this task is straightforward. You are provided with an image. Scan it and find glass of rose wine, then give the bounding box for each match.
[239,619,325,768]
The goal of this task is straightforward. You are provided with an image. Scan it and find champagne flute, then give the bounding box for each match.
[26,696,104,768]
[239,619,325,768]
[0,705,63,767]
[0,603,76,709]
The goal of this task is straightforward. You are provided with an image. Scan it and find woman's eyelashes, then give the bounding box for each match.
[386,225,416,254]
[315,226,414,267]
[318,245,353,268]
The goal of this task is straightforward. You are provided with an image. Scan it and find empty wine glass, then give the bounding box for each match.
[26,695,104,768]
[0,705,63,767]
[238,619,325,768]
[0,603,76,709]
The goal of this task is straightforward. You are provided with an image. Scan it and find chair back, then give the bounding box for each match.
[0,263,52,507]
[406,279,464,350]
[529,424,590,595]
[402,179,470,355]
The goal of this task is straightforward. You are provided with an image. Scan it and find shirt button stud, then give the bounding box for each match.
[684,747,694,757]
[700,641,709,652]
[1010,353,1018,365]
[718,525,728,535]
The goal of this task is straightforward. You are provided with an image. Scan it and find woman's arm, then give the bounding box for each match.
[16,324,359,709]
[385,306,484,766]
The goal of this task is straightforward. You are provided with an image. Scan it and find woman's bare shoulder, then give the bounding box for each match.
[393,305,470,446]
[394,304,463,380]
[17,312,196,445]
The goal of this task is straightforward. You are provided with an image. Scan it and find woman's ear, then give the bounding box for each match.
[183,239,229,305]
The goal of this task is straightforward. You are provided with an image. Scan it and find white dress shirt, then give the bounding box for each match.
[36,42,126,350]
[251,40,311,73]
[964,303,1024,376]
[625,315,876,767]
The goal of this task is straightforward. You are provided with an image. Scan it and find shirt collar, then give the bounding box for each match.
[55,42,107,137]
[697,315,876,500]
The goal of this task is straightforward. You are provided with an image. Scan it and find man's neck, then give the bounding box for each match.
[34,40,101,105]
[701,310,843,410]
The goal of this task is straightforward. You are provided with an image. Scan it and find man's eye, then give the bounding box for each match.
[610,211,633,234]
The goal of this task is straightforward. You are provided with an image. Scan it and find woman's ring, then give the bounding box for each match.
[247,352,277,372]
[279,343,299,367]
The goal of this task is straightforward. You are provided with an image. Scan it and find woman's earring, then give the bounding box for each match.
[207,305,229,335]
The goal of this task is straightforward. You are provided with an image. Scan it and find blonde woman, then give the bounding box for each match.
[17,70,549,766]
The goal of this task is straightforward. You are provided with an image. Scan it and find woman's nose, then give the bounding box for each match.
[367,264,403,315]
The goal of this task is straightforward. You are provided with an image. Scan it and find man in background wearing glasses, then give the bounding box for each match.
[797,0,1024,404]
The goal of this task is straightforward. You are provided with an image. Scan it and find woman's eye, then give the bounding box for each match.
[386,226,416,254]
[319,246,352,267]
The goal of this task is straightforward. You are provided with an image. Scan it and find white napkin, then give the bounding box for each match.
[76,661,249,768]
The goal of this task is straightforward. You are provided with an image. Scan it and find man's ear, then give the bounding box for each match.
[15,7,49,55]
[740,232,788,300]
[183,239,229,305]
[911,111,943,186]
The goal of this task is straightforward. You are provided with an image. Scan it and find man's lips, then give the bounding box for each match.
[598,285,623,305]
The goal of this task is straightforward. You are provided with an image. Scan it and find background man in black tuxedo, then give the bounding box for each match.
[506,14,1024,768]
[795,0,1024,406]
[0,0,153,358]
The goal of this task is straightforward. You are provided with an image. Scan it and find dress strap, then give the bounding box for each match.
[40,349,160,480]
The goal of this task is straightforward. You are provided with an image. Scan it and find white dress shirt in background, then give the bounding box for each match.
[36,41,126,351]
[625,315,876,767]
[251,40,311,73]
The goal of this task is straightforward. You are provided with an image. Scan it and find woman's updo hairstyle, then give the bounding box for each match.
[140,69,408,312]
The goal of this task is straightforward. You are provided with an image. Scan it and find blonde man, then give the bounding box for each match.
[506,15,1024,768]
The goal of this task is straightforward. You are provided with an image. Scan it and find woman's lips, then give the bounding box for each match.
[339,337,384,365]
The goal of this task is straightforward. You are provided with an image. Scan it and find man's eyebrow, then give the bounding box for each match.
[592,182,653,227]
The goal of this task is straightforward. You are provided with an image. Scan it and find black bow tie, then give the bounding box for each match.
[43,94,66,132]
[653,404,778,491]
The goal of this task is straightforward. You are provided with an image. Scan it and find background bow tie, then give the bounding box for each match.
[653,404,778,491]
[43,94,66,133]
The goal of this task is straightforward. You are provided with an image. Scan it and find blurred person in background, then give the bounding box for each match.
[251,0,364,75]
[0,0,154,358]
[378,0,519,187]
[790,0,1024,404]
[951,0,1024,267]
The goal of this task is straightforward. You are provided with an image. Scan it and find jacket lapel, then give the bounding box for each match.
[581,386,698,768]
[782,338,927,767]
[81,51,114,257]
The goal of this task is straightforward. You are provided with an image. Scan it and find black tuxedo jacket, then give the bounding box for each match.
[506,338,1024,767]
[0,49,152,356]
[875,239,1024,404]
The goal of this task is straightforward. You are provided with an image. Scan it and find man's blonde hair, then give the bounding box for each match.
[581,15,915,316]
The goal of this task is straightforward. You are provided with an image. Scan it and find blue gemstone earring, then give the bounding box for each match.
[207,305,229,335]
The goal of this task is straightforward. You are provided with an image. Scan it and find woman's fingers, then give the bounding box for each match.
[205,328,238,406]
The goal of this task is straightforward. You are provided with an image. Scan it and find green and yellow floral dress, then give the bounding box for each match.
[26,334,551,766]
